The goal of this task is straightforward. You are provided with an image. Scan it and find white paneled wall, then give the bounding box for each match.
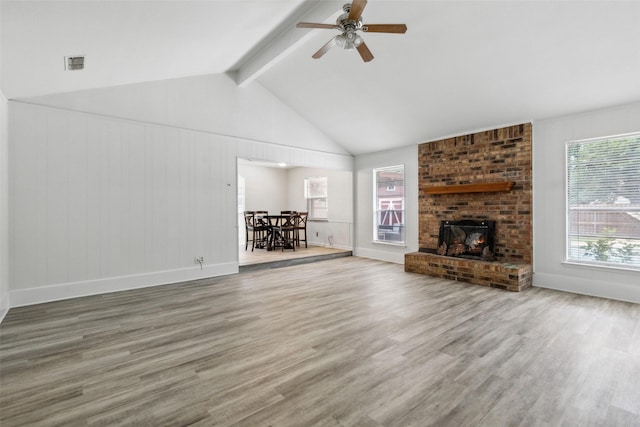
[9,102,353,306]
[22,75,350,156]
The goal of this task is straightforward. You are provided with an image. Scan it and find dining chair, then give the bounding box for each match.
[244,211,269,251]
[294,211,308,248]
[254,211,271,249]
[243,211,255,251]
[277,214,296,251]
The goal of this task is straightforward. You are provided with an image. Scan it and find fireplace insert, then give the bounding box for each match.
[436,219,495,259]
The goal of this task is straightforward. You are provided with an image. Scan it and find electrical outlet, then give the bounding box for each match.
[194,256,204,264]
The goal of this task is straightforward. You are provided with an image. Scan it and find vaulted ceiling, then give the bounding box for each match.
[3,0,640,155]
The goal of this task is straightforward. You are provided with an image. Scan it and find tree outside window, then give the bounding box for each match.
[567,133,640,268]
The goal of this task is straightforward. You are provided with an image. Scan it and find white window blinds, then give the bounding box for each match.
[566,133,640,268]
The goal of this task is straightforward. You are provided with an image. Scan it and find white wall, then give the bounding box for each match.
[0,94,7,321]
[287,167,353,249]
[0,3,9,321]
[9,102,352,307]
[534,101,640,303]
[238,163,288,214]
[354,145,418,264]
[0,92,7,321]
[22,74,349,156]
[237,164,354,249]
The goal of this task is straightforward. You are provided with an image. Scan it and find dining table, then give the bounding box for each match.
[255,214,298,251]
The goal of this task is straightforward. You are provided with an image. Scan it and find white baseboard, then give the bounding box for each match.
[353,247,405,264]
[308,241,352,251]
[9,262,238,307]
[533,272,640,304]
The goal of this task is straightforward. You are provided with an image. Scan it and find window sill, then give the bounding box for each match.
[562,260,640,273]
[373,240,406,248]
[308,218,329,222]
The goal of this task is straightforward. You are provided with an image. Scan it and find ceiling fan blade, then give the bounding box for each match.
[356,41,374,62]
[348,0,368,21]
[312,36,337,59]
[297,22,341,30]
[362,24,407,34]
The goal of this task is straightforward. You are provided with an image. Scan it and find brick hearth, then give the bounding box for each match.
[405,252,532,292]
[405,123,533,291]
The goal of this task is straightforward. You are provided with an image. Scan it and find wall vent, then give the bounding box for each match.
[64,55,85,71]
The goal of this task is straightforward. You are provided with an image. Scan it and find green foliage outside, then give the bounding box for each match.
[583,238,637,263]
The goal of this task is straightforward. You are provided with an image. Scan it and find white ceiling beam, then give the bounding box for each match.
[227,0,343,88]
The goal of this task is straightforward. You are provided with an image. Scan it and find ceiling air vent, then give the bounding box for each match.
[64,55,85,71]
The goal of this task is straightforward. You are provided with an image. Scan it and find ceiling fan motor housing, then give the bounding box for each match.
[337,5,362,29]
[336,3,363,50]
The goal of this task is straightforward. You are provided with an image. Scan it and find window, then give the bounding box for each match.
[305,177,328,220]
[567,133,640,269]
[374,165,405,244]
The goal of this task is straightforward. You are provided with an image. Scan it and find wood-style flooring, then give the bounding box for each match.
[1,257,639,426]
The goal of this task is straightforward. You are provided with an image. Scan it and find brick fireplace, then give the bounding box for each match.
[405,123,533,291]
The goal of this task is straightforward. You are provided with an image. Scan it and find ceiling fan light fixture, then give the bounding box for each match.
[336,31,361,50]
[353,34,363,47]
[297,0,406,62]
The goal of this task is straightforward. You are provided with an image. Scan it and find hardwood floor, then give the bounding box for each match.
[1,257,639,426]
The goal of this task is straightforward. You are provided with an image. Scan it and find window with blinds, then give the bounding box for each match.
[566,133,640,269]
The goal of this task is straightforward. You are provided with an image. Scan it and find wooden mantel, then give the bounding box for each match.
[423,181,514,195]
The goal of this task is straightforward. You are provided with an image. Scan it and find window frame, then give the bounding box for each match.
[565,132,640,271]
[304,176,328,220]
[373,165,406,245]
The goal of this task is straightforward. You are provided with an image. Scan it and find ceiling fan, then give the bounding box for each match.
[296,0,407,63]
